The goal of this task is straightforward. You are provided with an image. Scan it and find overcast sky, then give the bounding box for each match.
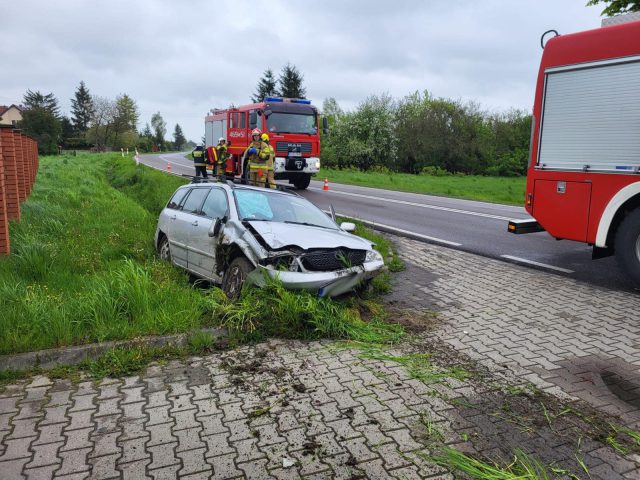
[1,0,604,142]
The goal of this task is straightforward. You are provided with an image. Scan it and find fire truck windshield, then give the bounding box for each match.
[266,113,317,135]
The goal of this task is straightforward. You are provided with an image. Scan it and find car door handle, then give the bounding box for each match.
[191,221,199,226]
[170,215,176,220]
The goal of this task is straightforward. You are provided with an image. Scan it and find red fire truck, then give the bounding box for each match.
[508,13,640,284]
[204,97,327,190]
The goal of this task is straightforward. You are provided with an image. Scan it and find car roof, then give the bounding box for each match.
[175,177,301,197]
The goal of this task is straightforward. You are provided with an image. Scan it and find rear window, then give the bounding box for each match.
[201,188,229,219]
[182,188,210,214]
[167,188,188,209]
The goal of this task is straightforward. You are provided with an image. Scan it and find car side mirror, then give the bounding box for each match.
[249,111,257,129]
[322,116,329,135]
[264,109,272,118]
[340,222,356,233]
[208,217,225,237]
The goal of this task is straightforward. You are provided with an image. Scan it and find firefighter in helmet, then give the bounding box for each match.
[215,137,227,176]
[224,140,235,176]
[261,133,276,189]
[244,128,270,187]
[192,145,207,178]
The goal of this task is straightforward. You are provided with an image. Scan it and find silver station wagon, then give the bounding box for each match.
[155,180,385,298]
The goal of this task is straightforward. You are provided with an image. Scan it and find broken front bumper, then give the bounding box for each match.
[246,259,384,297]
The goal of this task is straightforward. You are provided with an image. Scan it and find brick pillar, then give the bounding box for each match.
[0,126,20,221]
[20,134,30,197]
[13,130,26,202]
[31,139,38,187]
[0,131,9,255]
[28,139,34,189]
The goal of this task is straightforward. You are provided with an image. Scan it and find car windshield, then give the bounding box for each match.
[234,189,338,229]
[266,113,317,135]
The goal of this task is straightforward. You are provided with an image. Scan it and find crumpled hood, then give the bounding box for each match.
[247,221,372,251]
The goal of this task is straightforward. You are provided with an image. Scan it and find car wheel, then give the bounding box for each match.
[293,174,311,190]
[614,208,640,286]
[222,256,253,299]
[157,235,171,262]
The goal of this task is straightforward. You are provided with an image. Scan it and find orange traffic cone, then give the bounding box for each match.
[323,177,329,191]
[166,162,171,173]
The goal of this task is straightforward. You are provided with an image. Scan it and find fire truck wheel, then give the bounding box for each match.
[614,208,640,285]
[293,175,311,190]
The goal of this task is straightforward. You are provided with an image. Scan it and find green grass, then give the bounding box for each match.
[0,153,402,358]
[356,347,470,384]
[0,153,205,355]
[319,167,526,205]
[210,276,404,344]
[431,447,565,480]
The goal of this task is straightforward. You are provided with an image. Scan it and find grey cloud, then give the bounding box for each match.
[1,0,602,141]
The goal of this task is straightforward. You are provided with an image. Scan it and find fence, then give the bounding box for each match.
[0,125,39,255]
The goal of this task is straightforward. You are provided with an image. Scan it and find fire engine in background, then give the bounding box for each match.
[204,97,328,190]
[508,13,640,284]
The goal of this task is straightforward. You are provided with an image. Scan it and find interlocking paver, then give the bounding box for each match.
[24,464,59,480]
[26,441,63,469]
[55,448,91,476]
[0,457,30,480]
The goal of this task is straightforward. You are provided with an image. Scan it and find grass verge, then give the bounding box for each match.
[319,167,526,205]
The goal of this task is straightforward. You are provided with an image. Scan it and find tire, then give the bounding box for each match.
[293,174,311,190]
[221,256,253,300]
[614,208,640,286]
[157,235,171,262]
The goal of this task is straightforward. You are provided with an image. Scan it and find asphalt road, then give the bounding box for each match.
[138,152,632,292]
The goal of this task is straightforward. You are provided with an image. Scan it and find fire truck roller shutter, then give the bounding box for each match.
[538,57,640,173]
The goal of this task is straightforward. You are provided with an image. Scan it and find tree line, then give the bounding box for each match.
[321,92,533,177]
[19,82,193,155]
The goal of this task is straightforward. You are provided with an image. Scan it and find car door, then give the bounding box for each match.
[188,187,229,281]
[172,187,210,268]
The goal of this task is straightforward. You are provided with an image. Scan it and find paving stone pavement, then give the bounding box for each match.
[1,235,640,479]
[388,236,640,427]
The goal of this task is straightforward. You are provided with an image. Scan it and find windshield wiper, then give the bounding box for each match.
[242,218,270,222]
[284,221,333,229]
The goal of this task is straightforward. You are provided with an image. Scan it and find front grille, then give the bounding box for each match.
[275,141,312,154]
[301,249,367,272]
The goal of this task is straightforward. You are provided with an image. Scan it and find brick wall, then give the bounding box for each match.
[0,125,39,255]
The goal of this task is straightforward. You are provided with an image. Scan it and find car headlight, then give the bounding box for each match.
[365,250,383,262]
[314,160,321,169]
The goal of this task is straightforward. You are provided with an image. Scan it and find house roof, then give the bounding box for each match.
[0,104,22,116]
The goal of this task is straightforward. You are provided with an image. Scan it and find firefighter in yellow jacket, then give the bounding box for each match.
[261,133,276,189]
[244,128,271,187]
[215,137,227,176]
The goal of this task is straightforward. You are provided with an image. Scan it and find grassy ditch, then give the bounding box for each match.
[319,167,526,205]
[0,153,401,358]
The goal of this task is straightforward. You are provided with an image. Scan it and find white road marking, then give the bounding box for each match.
[310,187,515,221]
[331,211,462,247]
[500,255,574,274]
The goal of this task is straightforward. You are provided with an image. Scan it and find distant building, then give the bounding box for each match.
[0,105,23,127]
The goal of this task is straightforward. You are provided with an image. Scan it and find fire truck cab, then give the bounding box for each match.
[508,13,640,284]
[204,97,326,190]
